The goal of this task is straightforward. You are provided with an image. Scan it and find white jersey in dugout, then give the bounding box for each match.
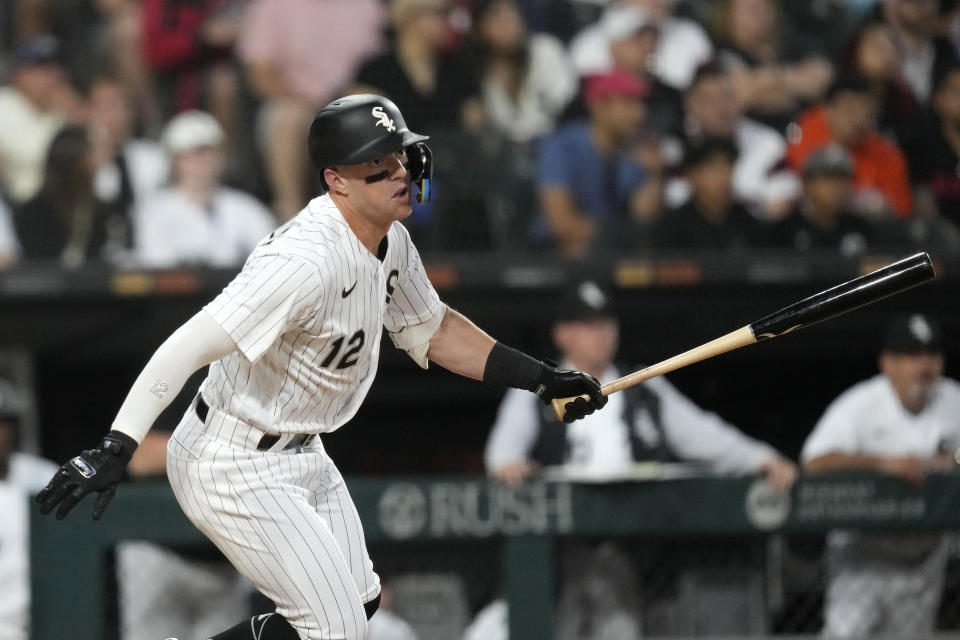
[201,194,444,435]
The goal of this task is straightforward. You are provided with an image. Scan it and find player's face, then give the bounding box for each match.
[173,145,225,189]
[880,350,944,413]
[554,316,620,374]
[333,150,413,222]
[686,76,739,136]
[805,174,852,217]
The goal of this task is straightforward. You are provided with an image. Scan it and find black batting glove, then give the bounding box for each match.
[36,431,137,521]
[533,364,607,423]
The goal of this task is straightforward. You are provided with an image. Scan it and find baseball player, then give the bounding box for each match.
[801,313,960,639]
[35,94,606,640]
[485,280,797,490]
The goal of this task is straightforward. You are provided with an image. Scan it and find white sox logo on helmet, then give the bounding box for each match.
[371,106,396,132]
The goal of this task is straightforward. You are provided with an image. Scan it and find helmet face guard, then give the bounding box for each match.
[363,142,432,203]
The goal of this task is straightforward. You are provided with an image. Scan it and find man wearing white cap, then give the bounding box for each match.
[134,111,276,268]
[569,0,713,90]
[802,313,960,638]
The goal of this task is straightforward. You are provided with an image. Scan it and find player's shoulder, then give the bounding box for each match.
[253,195,351,263]
[214,186,269,209]
[936,377,960,403]
[826,375,888,412]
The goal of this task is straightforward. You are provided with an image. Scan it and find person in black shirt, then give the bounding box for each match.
[14,126,110,267]
[653,137,765,250]
[768,145,874,255]
[352,0,482,134]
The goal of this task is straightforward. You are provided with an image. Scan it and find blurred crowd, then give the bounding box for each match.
[2,0,960,267]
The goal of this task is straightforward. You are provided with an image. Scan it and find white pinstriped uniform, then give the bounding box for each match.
[166,194,444,640]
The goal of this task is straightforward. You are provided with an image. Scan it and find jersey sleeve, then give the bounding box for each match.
[382,224,444,333]
[651,377,778,473]
[800,390,863,462]
[204,252,324,363]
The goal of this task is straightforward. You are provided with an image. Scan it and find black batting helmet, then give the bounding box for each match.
[308,94,433,202]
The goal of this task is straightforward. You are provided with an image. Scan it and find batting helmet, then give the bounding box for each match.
[308,94,433,202]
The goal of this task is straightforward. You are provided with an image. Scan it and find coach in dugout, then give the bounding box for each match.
[484,279,796,488]
[802,313,960,639]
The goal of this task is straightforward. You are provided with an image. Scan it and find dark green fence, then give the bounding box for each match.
[31,472,960,639]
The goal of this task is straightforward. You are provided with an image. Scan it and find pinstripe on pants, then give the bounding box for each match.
[167,409,380,640]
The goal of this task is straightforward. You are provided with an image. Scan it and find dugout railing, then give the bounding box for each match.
[30,471,960,640]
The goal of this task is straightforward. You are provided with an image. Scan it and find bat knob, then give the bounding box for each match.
[551,394,590,421]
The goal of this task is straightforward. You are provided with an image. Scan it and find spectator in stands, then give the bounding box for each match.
[909,64,960,229]
[134,110,275,268]
[536,70,661,257]
[664,60,800,219]
[0,35,83,207]
[468,0,576,144]
[238,0,383,219]
[842,20,923,147]
[779,0,859,62]
[802,313,960,639]
[96,0,162,134]
[87,73,167,265]
[654,137,766,250]
[485,280,797,488]
[786,74,913,218]
[710,0,834,132]
[767,145,875,255]
[561,5,683,136]
[876,0,959,105]
[141,0,244,121]
[13,0,109,91]
[0,377,58,640]
[354,0,483,135]
[13,126,113,268]
[570,0,714,91]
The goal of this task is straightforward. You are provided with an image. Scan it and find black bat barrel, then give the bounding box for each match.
[750,253,936,340]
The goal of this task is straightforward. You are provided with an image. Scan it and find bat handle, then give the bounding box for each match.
[550,385,613,422]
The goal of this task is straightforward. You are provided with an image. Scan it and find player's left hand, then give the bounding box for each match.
[759,456,798,493]
[36,431,137,520]
[534,365,607,423]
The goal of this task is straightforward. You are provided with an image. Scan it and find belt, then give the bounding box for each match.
[194,395,316,452]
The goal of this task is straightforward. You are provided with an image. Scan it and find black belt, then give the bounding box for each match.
[195,395,316,451]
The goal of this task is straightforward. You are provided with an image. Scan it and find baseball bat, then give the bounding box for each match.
[552,252,936,421]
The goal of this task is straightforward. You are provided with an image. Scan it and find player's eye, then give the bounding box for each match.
[370,158,383,167]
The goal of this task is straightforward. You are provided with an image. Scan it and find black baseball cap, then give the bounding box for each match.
[803,145,854,180]
[555,280,616,323]
[882,313,944,354]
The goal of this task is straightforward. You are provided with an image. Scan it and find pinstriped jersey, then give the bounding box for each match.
[202,194,444,435]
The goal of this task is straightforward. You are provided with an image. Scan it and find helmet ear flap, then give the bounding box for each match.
[405,142,433,203]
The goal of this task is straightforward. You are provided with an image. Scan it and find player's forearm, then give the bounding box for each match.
[111,310,237,444]
[427,308,496,380]
[803,452,890,473]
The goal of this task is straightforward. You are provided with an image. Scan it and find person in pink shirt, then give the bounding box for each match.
[238,0,385,220]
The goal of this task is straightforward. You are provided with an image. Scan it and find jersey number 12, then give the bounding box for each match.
[320,330,366,369]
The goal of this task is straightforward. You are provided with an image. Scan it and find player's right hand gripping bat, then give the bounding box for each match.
[553,252,937,421]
